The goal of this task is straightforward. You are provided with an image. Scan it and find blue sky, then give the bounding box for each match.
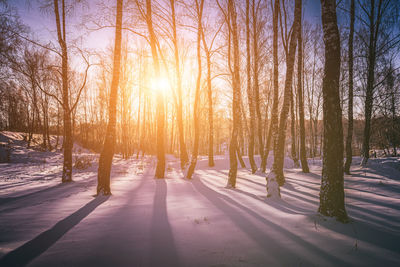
[11,0,324,50]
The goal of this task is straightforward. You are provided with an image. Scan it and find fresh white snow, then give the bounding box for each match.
[1,132,400,266]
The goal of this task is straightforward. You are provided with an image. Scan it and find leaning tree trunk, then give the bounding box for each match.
[297,15,309,173]
[97,0,123,195]
[246,0,257,173]
[261,0,280,173]
[145,0,166,178]
[227,0,241,188]
[344,0,355,174]
[318,0,348,222]
[186,0,204,179]
[269,0,301,190]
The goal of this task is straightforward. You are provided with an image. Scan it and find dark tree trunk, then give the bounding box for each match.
[344,0,355,174]
[318,0,348,222]
[270,0,301,187]
[97,0,123,195]
[297,16,309,173]
[261,0,279,173]
[361,0,380,166]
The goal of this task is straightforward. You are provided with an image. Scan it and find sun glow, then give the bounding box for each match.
[149,75,170,94]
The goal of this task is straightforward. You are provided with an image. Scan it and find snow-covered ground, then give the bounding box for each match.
[1,132,400,266]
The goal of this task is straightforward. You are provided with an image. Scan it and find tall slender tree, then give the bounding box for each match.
[97,0,123,195]
[54,0,72,182]
[186,0,204,179]
[318,0,348,222]
[227,0,241,188]
[261,0,279,173]
[169,0,189,169]
[144,0,166,178]
[268,0,301,190]
[297,8,309,173]
[252,0,264,159]
[246,0,257,173]
[344,0,355,174]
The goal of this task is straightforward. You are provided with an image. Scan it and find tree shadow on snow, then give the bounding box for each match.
[0,194,109,267]
[191,178,348,266]
[149,179,180,267]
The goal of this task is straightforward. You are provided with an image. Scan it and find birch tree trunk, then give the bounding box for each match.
[227,0,241,188]
[170,0,189,169]
[186,0,204,179]
[97,0,123,195]
[246,0,257,173]
[261,0,279,173]
[252,0,263,159]
[269,0,301,190]
[144,0,166,178]
[318,0,348,222]
[344,0,354,174]
[54,0,72,183]
[297,14,309,173]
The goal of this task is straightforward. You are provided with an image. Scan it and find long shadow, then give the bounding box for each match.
[0,178,97,214]
[0,183,69,206]
[0,195,109,267]
[149,179,180,267]
[233,187,312,215]
[192,178,348,265]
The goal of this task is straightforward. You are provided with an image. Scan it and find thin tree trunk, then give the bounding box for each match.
[290,85,299,166]
[344,0,354,174]
[227,0,241,188]
[144,0,166,178]
[186,0,204,179]
[318,0,348,222]
[200,34,215,167]
[261,0,279,173]
[252,0,263,159]
[97,0,123,195]
[54,0,73,182]
[170,0,189,169]
[270,0,301,188]
[246,0,257,173]
[297,16,309,173]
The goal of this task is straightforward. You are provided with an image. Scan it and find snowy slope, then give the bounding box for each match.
[0,135,400,266]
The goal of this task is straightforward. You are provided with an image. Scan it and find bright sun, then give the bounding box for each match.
[149,75,169,94]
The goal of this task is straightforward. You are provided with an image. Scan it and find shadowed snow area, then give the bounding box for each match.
[1,133,400,266]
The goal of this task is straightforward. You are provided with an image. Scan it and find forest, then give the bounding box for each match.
[0,0,400,266]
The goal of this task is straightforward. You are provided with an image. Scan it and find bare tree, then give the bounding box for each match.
[97,0,123,195]
[246,0,257,173]
[359,0,400,165]
[297,5,309,173]
[261,0,279,173]
[318,0,348,222]
[186,0,204,179]
[169,0,189,169]
[344,0,355,174]
[268,0,301,195]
